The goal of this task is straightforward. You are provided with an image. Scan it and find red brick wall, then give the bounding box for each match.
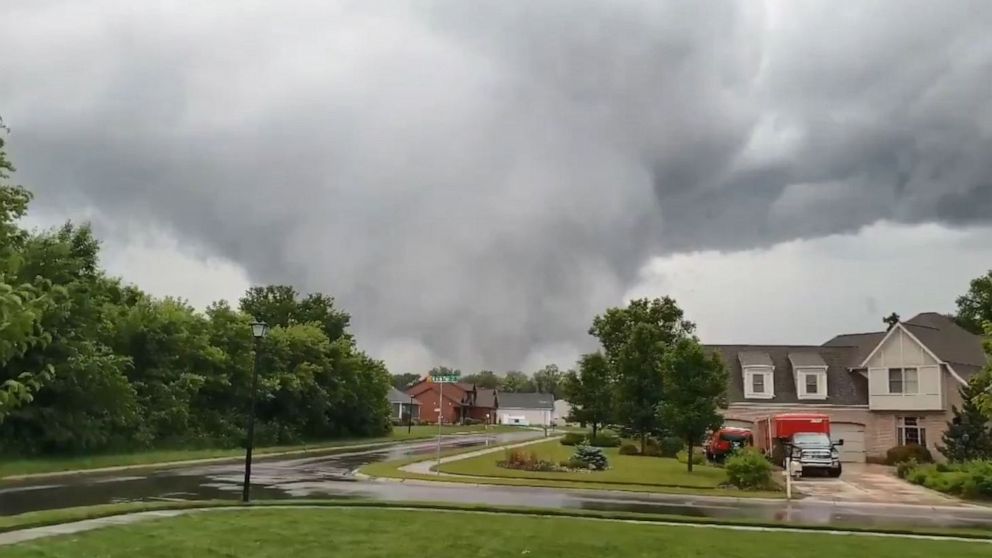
[408,383,463,424]
[465,406,495,423]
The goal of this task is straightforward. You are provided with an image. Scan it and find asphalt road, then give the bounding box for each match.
[2,431,991,530]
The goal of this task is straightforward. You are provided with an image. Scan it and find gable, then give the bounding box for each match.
[864,325,940,369]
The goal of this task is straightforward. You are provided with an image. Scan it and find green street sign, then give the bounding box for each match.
[429,375,459,384]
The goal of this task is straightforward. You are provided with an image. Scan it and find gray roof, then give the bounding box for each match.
[474,388,498,408]
[822,331,885,366]
[387,386,418,405]
[739,351,774,367]
[903,313,986,368]
[498,392,554,410]
[707,345,868,406]
[788,352,827,368]
[822,313,986,372]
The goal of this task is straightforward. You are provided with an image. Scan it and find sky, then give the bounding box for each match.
[2,1,991,374]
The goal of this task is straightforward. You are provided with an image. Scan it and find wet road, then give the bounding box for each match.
[3,431,992,531]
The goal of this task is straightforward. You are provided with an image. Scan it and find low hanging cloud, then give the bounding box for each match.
[2,1,991,371]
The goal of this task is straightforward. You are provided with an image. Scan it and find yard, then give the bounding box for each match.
[0,424,516,478]
[4,508,987,557]
[439,439,732,489]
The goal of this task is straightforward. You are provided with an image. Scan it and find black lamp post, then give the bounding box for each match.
[242,319,269,503]
[406,379,419,434]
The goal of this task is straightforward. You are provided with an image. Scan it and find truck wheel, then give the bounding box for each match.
[829,465,842,478]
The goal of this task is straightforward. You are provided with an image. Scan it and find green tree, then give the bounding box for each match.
[590,297,694,453]
[0,133,56,422]
[460,370,500,389]
[500,370,534,392]
[939,373,992,462]
[975,324,992,419]
[240,285,351,342]
[391,373,421,390]
[562,353,612,437]
[955,270,992,335]
[533,364,563,397]
[659,338,728,472]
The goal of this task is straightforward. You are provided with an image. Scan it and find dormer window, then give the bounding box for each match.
[789,352,828,400]
[739,351,775,399]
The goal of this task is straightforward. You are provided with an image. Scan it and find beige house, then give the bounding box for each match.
[707,313,987,462]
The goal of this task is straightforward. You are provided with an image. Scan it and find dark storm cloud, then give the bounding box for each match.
[2,1,991,370]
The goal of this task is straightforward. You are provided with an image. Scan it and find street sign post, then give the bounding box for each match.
[429,371,460,474]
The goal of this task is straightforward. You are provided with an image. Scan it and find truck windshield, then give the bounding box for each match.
[792,433,831,445]
[720,432,750,442]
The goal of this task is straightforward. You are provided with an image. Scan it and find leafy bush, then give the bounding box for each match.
[560,433,587,446]
[725,448,773,490]
[587,433,621,448]
[885,444,933,465]
[659,436,683,458]
[618,443,639,455]
[676,449,706,465]
[895,458,918,479]
[960,460,992,499]
[462,418,482,426]
[568,444,609,471]
[498,448,562,472]
[899,459,992,499]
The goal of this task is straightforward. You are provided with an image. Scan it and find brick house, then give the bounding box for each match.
[406,380,498,425]
[707,312,987,462]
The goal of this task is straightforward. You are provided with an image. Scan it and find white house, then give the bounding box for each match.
[497,393,555,426]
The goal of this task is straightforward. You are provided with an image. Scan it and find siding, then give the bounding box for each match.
[867,327,943,410]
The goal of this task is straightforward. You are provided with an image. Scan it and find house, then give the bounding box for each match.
[498,393,555,426]
[707,312,987,463]
[387,386,420,422]
[406,380,498,425]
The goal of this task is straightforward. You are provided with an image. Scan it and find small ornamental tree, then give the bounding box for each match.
[940,373,992,462]
[659,337,728,472]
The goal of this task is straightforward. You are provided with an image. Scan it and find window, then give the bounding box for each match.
[897,417,927,446]
[804,374,818,394]
[752,373,765,394]
[888,368,918,394]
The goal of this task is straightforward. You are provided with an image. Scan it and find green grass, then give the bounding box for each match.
[5,507,989,557]
[441,439,727,488]
[358,439,782,498]
[0,424,519,478]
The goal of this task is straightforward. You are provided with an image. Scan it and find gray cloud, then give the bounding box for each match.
[2,1,991,371]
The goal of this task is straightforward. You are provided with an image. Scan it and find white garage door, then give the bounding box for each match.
[831,422,866,462]
[724,419,754,430]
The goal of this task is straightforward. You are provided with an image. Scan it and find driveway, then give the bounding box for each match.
[793,463,965,506]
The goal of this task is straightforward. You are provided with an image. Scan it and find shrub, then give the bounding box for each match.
[885,444,933,465]
[725,448,773,490]
[560,433,586,446]
[618,443,639,455]
[960,460,992,499]
[895,458,918,479]
[498,448,562,472]
[676,449,706,465]
[568,444,609,471]
[587,433,621,448]
[659,436,683,458]
[462,418,482,426]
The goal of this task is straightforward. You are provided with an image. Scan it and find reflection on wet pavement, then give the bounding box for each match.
[2,430,992,531]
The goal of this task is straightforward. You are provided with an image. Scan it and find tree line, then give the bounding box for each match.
[0,134,392,456]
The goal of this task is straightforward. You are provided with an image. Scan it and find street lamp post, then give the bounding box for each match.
[242,320,269,503]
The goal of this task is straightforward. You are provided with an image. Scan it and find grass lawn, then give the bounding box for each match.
[442,439,726,488]
[5,508,988,557]
[359,439,782,498]
[0,424,519,478]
